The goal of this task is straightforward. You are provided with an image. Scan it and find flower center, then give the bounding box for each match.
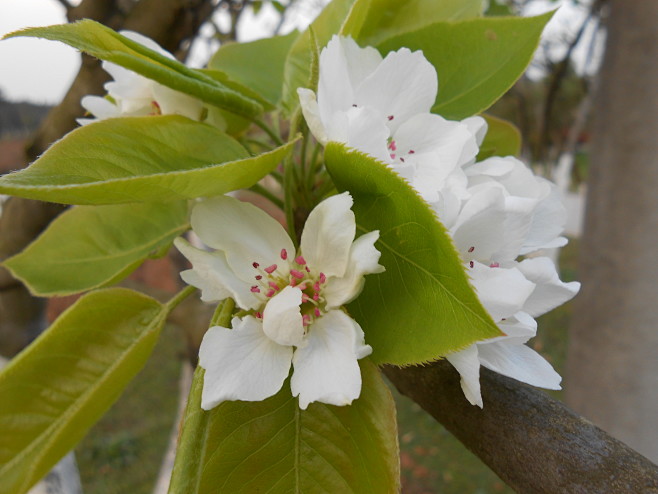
[249,249,328,326]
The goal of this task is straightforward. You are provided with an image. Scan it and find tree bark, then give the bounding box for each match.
[565,0,658,462]
[0,0,216,358]
[385,361,658,494]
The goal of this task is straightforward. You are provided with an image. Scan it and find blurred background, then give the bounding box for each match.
[1,1,656,492]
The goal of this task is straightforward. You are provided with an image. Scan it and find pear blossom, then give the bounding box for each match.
[174,193,384,410]
[77,31,206,125]
[298,35,483,202]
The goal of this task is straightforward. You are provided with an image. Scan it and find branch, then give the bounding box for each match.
[384,360,658,493]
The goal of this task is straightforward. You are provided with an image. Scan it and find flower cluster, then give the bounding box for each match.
[299,36,580,407]
[77,31,210,125]
[175,193,384,410]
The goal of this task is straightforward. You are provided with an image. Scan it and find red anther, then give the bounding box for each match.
[305,266,310,272]
[400,157,405,163]
[387,115,394,121]
[264,264,277,274]
[490,262,500,268]
[314,308,321,317]
[255,311,262,319]
[409,149,415,154]
[388,140,397,151]
[313,293,320,301]
[319,272,327,284]
[280,249,288,260]
[252,262,260,268]
[295,255,306,265]
[266,289,276,297]
[302,314,311,326]
[268,281,280,290]
[469,261,474,268]
[291,269,305,279]
[468,246,475,253]
[302,294,309,303]
[313,282,321,291]
[290,279,297,287]
[250,286,260,293]
[255,275,262,280]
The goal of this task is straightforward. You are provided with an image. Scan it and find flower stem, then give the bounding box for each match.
[210,298,236,328]
[254,118,284,147]
[165,285,197,311]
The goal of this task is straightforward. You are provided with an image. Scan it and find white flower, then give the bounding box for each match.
[174,193,384,410]
[297,35,483,203]
[77,31,205,125]
[441,172,580,407]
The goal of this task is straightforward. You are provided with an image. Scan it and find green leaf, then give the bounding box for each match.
[280,0,356,114]
[208,31,299,108]
[376,12,553,120]
[4,201,189,297]
[477,114,522,160]
[169,360,399,493]
[0,116,296,205]
[0,288,168,494]
[343,0,485,45]
[325,143,503,365]
[4,20,262,118]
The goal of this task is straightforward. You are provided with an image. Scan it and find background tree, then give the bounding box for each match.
[565,0,658,462]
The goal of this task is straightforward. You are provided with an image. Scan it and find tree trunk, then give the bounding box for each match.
[565,0,658,462]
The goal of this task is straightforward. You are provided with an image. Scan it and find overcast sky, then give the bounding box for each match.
[0,0,601,105]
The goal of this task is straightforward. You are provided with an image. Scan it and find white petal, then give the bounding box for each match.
[262,286,305,347]
[341,107,391,162]
[191,195,294,282]
[174,237,259,309]
[300,192,356,278]
[199,316,292,409]
[478,340,561,390]
[291,310,370,409]
[298,88,329,144]
[152,83,204,119]
[446,345,483,408]
[517,257,580,317]
[316,36,382,124]
[80,95,119,120]
[356,48,437,133]
[520,184,568,255]
[462,116,488,147]
[470,262,535,322]
[323,230,384,308]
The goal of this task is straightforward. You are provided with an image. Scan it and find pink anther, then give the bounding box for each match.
[280,249,288,260]
[250,286,260,293]
[319,272,326,284]
[264,264,277,274]
[266,289,276,297]
[295,255,306,265]
[291,269,305,279]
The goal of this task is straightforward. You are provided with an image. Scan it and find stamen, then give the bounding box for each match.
[468,246,475,253]
[295,256,306,265]
[290,279,297,287]
[352,104,357,107]
[409,149,415,154]
[302,314,311,326]
[250,286,260,293]
[319,273,327,284]
[388,140,397,151]
[302,294,309,302]
[280,249,288,260]
[313,293,320,301]
[305,266,310,272]
[290,269,305,279]
[469,261,474,268]
[490,262,500,268]
[297,283,307,291]
[266,289,276,297]
[255,311,262,319]
[387,115,394,121]
[390,153,396,159]
[268,281,280,290]
[400,157,405,163]
[313,282,321,291]
[252,262,260,268]
[255,275,262,280]
[314,308,321,317]
[264,264,277,274]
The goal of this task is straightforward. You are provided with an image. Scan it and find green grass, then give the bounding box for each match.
[75,242,579,493]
